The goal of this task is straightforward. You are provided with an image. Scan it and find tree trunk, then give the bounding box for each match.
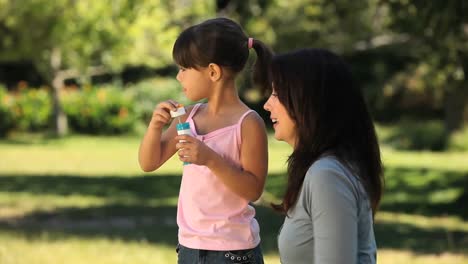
[50,48,68,136]
[444,50,468,134]
[461,50,468,128]
[444,84,467,133]
[51,74,68,136]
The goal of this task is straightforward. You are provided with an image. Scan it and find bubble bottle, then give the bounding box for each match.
[170,104,191,165]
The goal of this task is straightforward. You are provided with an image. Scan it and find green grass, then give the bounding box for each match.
[0,133,467,263]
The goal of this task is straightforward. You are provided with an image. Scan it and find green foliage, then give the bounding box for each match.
[12,87,52,132]
[449,126,468,151]
[61,86,137,134]
[125,78,189,124]
[383,0,468,131]
[0,78,192,135]
[0,0,215,136]
[250,0,383,53]
[0,0,215,77]
[0,0,466,136]
[0,85,15,136]
[384,120,447,151]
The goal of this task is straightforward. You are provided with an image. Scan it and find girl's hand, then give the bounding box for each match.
[175,135,215,166]
[149,100,179,130]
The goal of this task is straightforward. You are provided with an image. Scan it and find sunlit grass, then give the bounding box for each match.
[0,234,284,264]
[377,250,468,264]
[0,135,165,176]
[0,233,466,264]
[0,192,107,218]
[381,146,468,172]
[376,211,468,233]
[0,235,177,264]
[0,134,291,176]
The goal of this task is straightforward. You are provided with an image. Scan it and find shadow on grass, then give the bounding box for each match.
[0,171,467,254]
[0,205,180,246]
[0,173,284,253]
[381,167,468,219]
[1,202,467,254]
[0,174,182,200]
[0,203,284,254]
[375,221,468,254]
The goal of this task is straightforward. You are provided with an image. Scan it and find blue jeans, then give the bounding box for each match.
[176,244,264,264]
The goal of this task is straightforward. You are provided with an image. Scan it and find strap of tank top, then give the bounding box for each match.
[236,109,256,143]
[237,109,255,125]
[186,103,202,122]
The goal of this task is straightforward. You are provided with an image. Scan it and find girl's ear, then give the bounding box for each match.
[208,63,222,82]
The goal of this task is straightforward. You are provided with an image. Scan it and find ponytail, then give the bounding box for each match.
[251,39,273,93]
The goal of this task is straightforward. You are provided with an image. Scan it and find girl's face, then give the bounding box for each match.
[176,66,211,101]
[263,88,297,147]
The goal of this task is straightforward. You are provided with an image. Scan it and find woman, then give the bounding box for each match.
[263,48,384,264]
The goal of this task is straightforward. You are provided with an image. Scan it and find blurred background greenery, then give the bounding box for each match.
[0,0,467,263]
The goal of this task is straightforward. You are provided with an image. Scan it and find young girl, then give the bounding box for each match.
[263,48,384,263]
[138,17,272,263]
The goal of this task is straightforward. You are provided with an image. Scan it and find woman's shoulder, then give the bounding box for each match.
[307,156,344,174]
[304,156,368,203]
[304,156,357,189]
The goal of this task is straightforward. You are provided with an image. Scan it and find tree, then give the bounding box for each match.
[216,0,395,112]
[228,0,468,133]
[0,0,214,136]
[383,0,468,133]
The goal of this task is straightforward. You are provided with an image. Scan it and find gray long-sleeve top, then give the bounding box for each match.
[277,157,377,264]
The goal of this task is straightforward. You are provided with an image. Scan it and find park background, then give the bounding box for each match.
[0,0,467,263]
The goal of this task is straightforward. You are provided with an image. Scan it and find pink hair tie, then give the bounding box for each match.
[248,38,254,49]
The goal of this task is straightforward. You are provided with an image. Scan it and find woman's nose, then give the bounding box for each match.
[263,99,270,111]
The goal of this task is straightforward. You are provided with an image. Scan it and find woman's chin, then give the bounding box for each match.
[273,132,282,142]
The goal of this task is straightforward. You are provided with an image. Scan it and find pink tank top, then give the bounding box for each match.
[177,103,260,250]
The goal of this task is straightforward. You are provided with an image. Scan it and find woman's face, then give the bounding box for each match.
[263,88,297,147]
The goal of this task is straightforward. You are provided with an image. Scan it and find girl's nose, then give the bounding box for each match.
[176,71,182,82]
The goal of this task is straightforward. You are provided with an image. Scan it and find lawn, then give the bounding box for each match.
[0,133,467,263]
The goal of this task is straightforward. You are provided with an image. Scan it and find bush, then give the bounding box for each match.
[0,77,200,135]
[62,85,137,134]
[0,86,15,137]
[384,120,447,151]
[449,126,468,151]
[12,87,52,132]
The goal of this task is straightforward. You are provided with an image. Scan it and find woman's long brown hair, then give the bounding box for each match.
[268,49,384,216]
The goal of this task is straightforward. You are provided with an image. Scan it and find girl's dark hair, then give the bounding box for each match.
[172,17,272,91]
[268,48,384,215]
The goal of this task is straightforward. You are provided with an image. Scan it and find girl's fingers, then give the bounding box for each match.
[154,107,172,118]
[153,111,171,123]
[167,100,179,108]
[178,150,190,161]
[175,135,193,142]
[176,142,190,150]
[155,101,178,112]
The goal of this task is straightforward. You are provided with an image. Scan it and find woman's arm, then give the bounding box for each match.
[306,164,359,263]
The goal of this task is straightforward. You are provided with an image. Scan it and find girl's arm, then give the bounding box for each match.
[176,112,268,201]
[138,101,192,172]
